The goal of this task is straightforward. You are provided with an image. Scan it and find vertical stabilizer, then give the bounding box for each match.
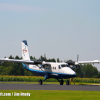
[22,40,30,61]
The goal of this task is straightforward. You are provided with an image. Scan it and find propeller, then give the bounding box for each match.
[66,55,85,78]
[66,60,75,65]
[66,55,80,68]
[76,55,85,77]
[30,54,46,65]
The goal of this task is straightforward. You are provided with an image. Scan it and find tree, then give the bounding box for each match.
[9,55,14,59]
[57,58,60,62]
[0,55,100,77]
[15,55,20,59]
[82,64,98,78]
[30,56,36,60]
[98,71,100,78]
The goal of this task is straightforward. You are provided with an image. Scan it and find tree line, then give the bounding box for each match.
[0,55,100,78]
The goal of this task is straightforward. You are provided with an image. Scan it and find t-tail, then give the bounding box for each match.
[22,40,30,61]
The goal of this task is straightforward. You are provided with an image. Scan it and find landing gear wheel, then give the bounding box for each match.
[66,80,69,85]
[60,80,64,85]
[39,79,42,85]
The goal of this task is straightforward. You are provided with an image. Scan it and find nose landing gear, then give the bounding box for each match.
[66,80,69,85]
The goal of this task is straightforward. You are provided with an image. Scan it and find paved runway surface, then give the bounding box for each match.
[0,84,100,91]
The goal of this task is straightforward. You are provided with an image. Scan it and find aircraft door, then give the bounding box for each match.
[58,65,63,73]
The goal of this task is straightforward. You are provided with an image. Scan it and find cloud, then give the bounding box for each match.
[0,3,42,12]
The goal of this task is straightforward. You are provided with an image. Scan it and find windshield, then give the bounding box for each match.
[61,64,68,67]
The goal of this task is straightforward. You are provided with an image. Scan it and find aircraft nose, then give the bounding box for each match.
[69,69,76,75]
[63,67,76,78]
[71,72,76,77]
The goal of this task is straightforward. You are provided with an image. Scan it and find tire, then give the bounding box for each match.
[39,79,42,85]
[66,80,69,85]
[60,80,64,85]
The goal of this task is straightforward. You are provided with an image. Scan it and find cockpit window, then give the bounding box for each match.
[61,64,68,67]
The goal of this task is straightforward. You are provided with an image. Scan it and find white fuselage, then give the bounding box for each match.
[23,62,76,79]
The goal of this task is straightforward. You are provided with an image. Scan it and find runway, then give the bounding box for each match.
[0,84,100,91]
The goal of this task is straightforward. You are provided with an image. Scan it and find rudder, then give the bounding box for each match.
[22,40,30,61]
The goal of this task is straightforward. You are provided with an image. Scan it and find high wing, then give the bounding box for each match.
[0,58,43,65]
[75,60,100,65]
[0,58,51,65]
[67,60,100,68]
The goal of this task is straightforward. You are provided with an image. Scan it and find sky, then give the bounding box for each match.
[0,0,100,70]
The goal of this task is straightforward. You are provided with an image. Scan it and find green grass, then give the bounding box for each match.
[1,75,100,84]
[0,82,59,84]
[0,90,100,100]
[0,81,100,100]
[0,81,100,85]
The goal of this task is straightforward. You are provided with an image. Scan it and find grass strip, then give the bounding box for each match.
[0,76,100,84]
[0,90,100,100]
[0,82,100,86]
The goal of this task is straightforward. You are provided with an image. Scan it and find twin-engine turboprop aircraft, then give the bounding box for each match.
[0,40,100,85]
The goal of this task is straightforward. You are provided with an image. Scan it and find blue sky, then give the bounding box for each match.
[0,0,100,70]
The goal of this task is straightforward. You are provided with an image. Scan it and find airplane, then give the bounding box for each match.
[0,40,100,85]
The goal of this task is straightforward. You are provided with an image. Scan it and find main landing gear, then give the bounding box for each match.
[38,75,48,85]
[58,79,70,85]
[39,79,42,85]
[38,75,70,85]
[60,79,64,85]
[38,79,70,85]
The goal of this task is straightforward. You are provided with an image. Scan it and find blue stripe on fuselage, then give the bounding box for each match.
[22,63,76,79]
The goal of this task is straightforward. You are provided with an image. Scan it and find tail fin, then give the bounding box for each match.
[22,40,30,61]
